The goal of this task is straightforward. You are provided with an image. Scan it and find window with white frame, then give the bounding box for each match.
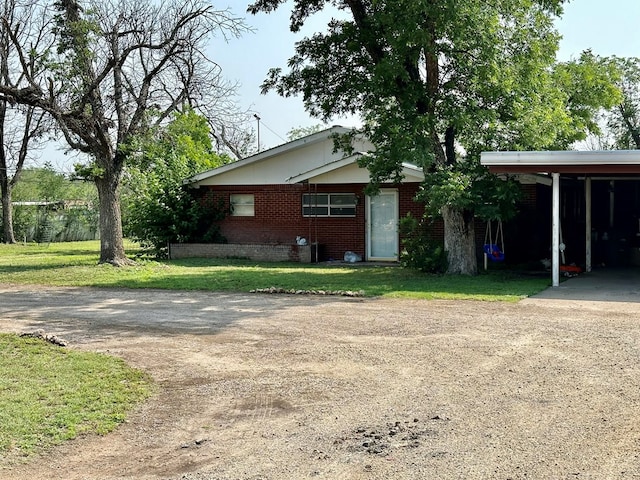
[302,193,357,217]
[230,194,255,217]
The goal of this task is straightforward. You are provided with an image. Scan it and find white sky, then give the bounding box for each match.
[43,0,640,171]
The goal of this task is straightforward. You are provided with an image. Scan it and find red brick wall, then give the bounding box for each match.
[196,181,544,264]
[200,183,423,261]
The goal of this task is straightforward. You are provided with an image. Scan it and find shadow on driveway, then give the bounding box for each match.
[0,286,360,343]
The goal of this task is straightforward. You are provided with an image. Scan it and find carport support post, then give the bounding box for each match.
[585,177,592,272]
[552,172,560,287]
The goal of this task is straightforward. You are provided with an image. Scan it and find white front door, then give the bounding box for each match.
[367,189,399,261]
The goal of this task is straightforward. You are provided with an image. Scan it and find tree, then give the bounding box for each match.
[0,0,247,265]
[0,0,49,243]
[123,108,230,256]
[287,123,325,141]
[249,0,620,274]
[599,56,640,150]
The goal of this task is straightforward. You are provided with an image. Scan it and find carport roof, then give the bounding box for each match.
[481,150,640,174]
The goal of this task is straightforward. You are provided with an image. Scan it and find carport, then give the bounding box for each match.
[481,150,640,287]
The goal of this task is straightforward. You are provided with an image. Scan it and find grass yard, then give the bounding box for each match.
[0,333,152,460]
[0,241,551,301]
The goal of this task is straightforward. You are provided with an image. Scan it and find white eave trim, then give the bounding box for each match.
[481,150,640,167]
[285,154,363,183]
[401,163,425,181]
[285,156,425,184]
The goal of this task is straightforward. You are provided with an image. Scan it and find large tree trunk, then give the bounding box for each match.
[95,166,130,266]
[442,205,477,275]
[1,182,16,243]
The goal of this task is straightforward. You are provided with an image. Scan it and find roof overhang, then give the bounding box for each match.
[285,155,424,184]
[286,155,361,183]
[481,150,640,174]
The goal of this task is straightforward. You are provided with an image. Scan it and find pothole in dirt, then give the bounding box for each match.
[335,416,449,456]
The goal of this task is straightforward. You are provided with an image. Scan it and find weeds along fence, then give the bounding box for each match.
[3,202,99,243]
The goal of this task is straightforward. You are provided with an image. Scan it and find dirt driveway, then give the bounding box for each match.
[1,284,639,479]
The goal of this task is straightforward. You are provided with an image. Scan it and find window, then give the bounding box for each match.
[230,194,255,217]
[302,193,357,217]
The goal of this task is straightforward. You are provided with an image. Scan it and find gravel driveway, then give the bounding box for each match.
[0,284,639,479]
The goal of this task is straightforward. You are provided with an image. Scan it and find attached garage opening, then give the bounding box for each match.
[481,150,640,286]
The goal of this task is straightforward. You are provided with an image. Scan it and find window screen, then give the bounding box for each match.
[302,193,356,217]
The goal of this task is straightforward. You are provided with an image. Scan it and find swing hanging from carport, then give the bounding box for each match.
[483,219,505,269]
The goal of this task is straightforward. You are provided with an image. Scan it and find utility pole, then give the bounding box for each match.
[254,114,261,152]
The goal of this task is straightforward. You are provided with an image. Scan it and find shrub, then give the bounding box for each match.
[399,213,448,273]
[127,187,228,258]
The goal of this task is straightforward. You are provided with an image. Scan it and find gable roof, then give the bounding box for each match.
[185,125,424,187]
[185,125,355,186]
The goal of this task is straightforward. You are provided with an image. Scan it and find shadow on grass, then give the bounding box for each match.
[0,248,99,257]
[0,263,92,275]
[100,260,551,300]
[0,249,551,301]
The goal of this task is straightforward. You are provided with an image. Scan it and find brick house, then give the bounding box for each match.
[181,126,425,262]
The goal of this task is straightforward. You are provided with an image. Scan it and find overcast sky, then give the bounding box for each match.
[45,0,640,171]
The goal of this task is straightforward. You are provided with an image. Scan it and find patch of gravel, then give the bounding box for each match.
[250,287,365,297]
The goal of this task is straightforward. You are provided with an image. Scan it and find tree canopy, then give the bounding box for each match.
[599,56,640,150]
[0,0,50,243]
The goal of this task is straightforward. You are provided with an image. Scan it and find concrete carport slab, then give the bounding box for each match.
[521,268,640,309]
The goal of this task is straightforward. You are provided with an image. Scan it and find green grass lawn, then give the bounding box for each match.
[0,240,551,301]
[0,333,152,462]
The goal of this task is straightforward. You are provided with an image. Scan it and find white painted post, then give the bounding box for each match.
[552,173,560,287]
[585,177,592,273]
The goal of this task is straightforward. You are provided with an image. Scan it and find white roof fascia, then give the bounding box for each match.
[481,150,640,167]
[286,154,362,183]
[286,157,424,184]
[185,125,353,185]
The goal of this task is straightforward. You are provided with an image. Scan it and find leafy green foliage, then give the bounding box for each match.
[51,1,101,97]
[420,159,522,221]
[287,123,326,141]
[0,333,152,459]
[123,109,231,257]
[13,163,94,203]
[398,214,447,273]
[126,188,228,258]
[549,50,622,148]
[600,56,640,149]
